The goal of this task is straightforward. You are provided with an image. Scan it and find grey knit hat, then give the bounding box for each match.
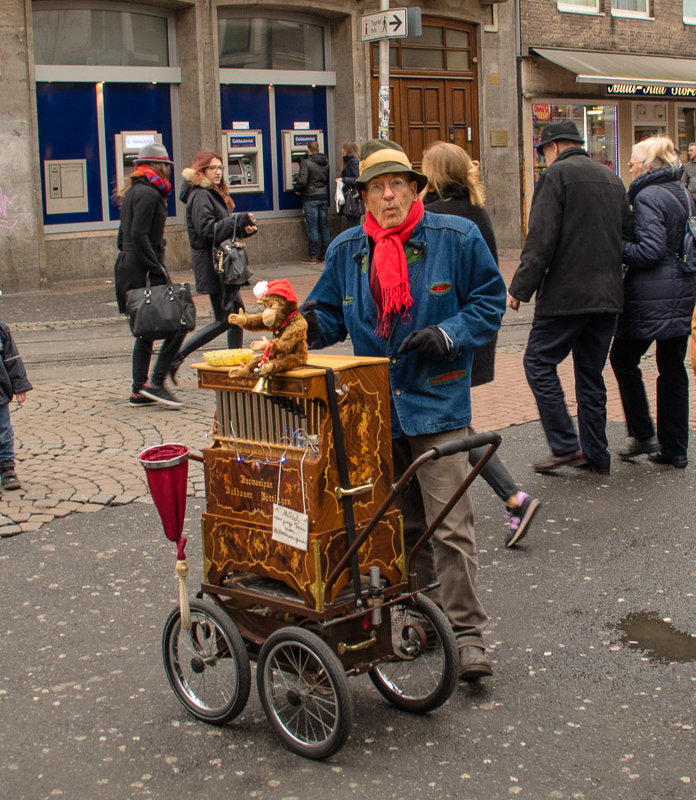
[134,143,174,165]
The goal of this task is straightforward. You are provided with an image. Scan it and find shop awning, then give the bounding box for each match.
[532,48,696,88]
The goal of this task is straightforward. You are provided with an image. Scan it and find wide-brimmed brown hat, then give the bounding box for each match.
[356,139,428,192]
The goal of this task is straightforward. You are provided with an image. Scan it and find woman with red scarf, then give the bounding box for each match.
[114,143,183,408]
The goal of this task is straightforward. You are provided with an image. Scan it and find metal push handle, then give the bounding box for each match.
[432,431,502,459]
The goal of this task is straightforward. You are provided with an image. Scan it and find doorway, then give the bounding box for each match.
[370,19,479,167]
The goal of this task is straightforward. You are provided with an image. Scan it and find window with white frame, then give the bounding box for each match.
[685,0,696,23]
[557,0,600,14]
[611,0,649,18]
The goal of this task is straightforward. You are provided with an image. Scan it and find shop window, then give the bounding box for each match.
[33,8,169,66]
[677,107,696,159]
[685,0,696,23]
[611,0,650,18]
[532,103,618,184]
[557,0,600,14]
[218,18,324,70]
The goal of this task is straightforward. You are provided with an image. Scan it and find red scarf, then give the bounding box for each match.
[133,165,171,199]
[363,197,424,337]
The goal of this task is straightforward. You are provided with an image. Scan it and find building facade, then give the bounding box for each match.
[1,0,520,292]
[518,0,696,218]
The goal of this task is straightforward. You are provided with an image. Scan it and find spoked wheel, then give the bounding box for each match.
[369,593,458,713]
[257,627,353,759]
[162,600,251,725]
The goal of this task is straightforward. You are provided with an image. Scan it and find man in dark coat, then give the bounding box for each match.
[508,121,633,475]
[294,140,330,263]
[681,141,696,202]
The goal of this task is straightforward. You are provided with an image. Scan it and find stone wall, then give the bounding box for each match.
[0,0,45,291]
[521,0,695,55]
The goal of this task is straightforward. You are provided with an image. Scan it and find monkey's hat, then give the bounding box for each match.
[253,279,298,305]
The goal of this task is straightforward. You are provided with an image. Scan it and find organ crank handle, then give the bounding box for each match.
[334,479,374,500]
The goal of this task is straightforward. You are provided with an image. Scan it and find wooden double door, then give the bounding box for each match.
[370,20,479,168]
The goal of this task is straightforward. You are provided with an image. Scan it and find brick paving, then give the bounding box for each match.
[0,253,693,537]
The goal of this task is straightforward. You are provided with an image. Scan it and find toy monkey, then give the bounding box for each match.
[227,279,308,378]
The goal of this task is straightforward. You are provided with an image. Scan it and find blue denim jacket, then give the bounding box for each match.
[306,210,507,437]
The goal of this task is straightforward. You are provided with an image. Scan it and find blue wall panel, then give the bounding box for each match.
[274,87,328,211]
[36,83,101,225]
[103,84,175,220]
[220,85,272,214]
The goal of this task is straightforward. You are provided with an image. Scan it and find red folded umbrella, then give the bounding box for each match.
[140,443,192,629]
[139,443,190,560]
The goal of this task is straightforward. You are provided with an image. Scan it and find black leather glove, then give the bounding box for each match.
[239,213,257,237]
[299,300,321,347]
[397,325,450,361]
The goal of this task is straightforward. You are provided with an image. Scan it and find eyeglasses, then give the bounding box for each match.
[207,165,224,172]
[367,177,410,196]
[627,160,644,168]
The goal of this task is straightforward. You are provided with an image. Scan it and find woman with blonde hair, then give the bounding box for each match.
[610,136,696,468]
[170,150,257,381]
[337,140,364,228]
[421,141,540,547]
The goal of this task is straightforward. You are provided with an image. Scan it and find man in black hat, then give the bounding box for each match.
[304,138,507,680]
[507,121,632,475]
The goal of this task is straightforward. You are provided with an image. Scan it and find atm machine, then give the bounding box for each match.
[281,129,325,191]
[221,130,264,193]
[114,130,163,191]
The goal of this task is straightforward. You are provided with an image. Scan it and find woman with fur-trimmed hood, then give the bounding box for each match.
[170,150,258,381]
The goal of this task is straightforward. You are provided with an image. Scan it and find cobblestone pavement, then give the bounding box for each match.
[1,251,693,536]
[1,374,210,536]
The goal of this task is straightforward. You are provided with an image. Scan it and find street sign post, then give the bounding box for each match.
[361,5,421,140]
[361,8,408,42]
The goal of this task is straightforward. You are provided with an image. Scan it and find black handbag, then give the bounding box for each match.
[343,186,365,218]
[126,266,196,340]
[213,217,253,286]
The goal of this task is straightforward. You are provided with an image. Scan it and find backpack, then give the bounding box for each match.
[669,186,696,274]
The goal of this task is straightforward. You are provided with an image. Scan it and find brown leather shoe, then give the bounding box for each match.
[534,449,587,474]
[459,645,493,680]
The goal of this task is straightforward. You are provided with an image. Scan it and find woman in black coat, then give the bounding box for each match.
[114,143,184,408]
[421,141,539,547]
[610,136,696,468]
[171,150,257,381]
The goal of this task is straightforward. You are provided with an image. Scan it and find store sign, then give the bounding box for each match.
[607,84,696,98]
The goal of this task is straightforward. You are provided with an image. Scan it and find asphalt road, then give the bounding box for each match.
[1,418,695,800]
[0,268,693,798]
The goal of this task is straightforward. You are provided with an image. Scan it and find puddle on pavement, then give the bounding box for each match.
[617,611,696,663]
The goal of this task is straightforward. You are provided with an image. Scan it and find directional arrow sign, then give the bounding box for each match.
[361,8,409,42]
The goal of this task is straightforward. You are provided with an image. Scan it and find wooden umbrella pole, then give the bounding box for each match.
[175,560,191,631]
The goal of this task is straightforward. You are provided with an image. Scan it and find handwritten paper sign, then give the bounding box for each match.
[272,503,309,551]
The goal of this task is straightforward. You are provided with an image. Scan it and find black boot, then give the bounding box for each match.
[0,460,21,490]
[167,356,184,386]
